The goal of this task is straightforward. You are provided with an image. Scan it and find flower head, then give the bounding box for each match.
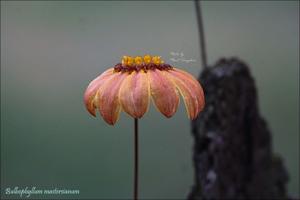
[84,55,205,125]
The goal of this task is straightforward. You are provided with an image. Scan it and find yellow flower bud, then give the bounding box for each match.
[127,56,134,66]
[134,56,143,65]
[152,56,162,65]
[122,55,128,66]
[143,55,152,64]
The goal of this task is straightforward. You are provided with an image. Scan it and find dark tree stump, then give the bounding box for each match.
[189,58,289,199]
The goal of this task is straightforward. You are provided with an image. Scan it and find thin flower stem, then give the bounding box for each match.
[134,118,139,200]
[194,0,208,68]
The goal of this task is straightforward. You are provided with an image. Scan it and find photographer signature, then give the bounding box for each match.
[170,52,196,63]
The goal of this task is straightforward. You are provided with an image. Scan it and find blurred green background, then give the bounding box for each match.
[1,1,299,199]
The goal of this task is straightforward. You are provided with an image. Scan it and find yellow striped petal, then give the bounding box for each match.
[148,70,179,118]
[119,71,150,118]
[165,69,204,119]
[97,72,127,125]
[170,68,205,114]
[84,68,114,116]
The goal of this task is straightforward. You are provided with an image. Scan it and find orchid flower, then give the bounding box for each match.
[84,55,205,200]
[84,55,205,125]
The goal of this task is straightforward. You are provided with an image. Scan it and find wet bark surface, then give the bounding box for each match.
[189,58,289,199]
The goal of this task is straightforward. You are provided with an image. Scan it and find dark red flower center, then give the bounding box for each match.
[114,63,173,72]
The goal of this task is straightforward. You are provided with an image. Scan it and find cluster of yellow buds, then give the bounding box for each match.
[122,55,164,66]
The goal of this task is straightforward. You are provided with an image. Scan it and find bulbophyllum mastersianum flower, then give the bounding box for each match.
[84,55,205,125]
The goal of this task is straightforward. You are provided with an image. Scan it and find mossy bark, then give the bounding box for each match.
[189,58,289,199]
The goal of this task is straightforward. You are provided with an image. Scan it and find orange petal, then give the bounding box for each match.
[119,71,150,118]
[84,68,114,116]
[171,68,205,113]
[148,69,179,118]
[173,68,204,97]
[97,72,127,125]
[166,68,205,119]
